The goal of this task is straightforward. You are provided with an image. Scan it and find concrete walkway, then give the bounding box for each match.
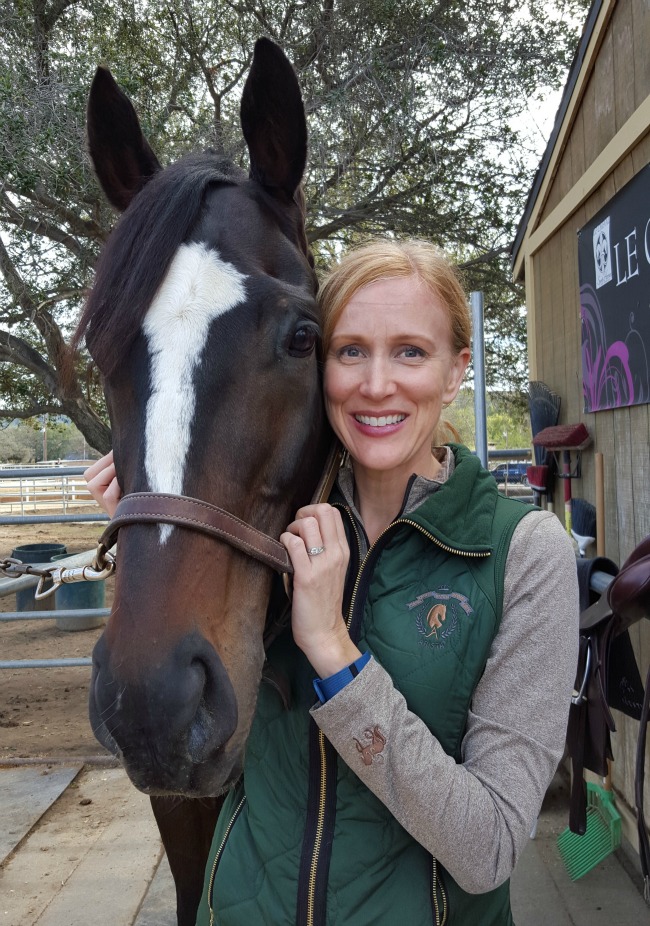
[1,764,647,925]
[511,774,648,925]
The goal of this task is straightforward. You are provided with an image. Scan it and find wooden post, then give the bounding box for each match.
[595,452,605,557]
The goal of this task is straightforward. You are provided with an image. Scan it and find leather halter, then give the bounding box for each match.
[97,442,344,575]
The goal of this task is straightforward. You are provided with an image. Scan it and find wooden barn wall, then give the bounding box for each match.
[529,0,650,839]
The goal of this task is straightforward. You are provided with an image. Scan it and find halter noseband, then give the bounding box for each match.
[94,443,344,575]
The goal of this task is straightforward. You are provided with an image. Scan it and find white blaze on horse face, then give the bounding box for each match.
[143,242,247,543]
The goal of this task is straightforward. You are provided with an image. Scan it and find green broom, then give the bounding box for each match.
[557,781,622,879]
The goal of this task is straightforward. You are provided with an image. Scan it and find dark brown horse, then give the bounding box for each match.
[74,40,329,924]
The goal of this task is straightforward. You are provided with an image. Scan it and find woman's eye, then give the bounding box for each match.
[288,325,318,357]
[401,346,425,359]
[339,345,362,359]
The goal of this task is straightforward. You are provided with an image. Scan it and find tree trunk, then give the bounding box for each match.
[61,396,111,455]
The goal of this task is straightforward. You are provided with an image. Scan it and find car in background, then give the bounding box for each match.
[489,462,529,485]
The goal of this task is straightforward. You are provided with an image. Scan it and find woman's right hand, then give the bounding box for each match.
[84,450,122,518]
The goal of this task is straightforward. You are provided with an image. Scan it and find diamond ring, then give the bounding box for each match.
[307,546,325,556]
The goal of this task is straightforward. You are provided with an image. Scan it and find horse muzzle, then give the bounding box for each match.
[89,630,240,795]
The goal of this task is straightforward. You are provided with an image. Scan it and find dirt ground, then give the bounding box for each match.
[0,519,113,761]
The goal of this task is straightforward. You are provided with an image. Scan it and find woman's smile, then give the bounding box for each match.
[353,412,407,433]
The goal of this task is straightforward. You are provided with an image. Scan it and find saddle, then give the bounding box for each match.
[566,534,650,888]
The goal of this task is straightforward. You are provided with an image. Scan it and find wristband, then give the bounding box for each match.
[313,651,372,703]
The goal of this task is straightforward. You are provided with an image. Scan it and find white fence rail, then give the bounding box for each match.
[0,463,98,517]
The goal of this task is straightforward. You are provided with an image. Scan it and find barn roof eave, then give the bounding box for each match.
[510,0,605,280]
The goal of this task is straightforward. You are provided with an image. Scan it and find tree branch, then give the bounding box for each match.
[0,330,60,394]
[0,190,84,256]
[5,184,107,242]
[43,0,83,31]
[0,402,61,419]
[0,236,69,372]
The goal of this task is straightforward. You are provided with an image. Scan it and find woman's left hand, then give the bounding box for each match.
[281,504,361,678]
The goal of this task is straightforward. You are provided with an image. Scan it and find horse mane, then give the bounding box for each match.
[73,152,245,377]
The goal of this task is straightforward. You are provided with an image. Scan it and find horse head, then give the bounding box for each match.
[78,40,329,796]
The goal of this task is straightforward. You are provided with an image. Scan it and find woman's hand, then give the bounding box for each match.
[280,503,360,678]
[84,450,122,518]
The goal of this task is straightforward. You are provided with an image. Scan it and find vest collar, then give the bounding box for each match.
[335,444,497,556]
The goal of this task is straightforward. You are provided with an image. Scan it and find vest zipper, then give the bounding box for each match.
[306,729,328,924]
[301,510,363,926]
[397,518,491,559]
[208,795,246,926]
[432,857,448,926]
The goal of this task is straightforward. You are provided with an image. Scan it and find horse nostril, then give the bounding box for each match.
[184,651,239,763]
[89,631,238,766]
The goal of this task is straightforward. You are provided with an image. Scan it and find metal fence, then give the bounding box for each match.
[0,465,110,669]
[0,462,101,521]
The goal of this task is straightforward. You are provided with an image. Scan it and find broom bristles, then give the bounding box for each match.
[528,381,561,466]
[571,498,596,539]
[526,465,549,492]
[557,784,621,880]
[533,422,590,450]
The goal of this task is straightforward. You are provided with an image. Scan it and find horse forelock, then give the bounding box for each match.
[143,242,248,543]
[75,152,245,376]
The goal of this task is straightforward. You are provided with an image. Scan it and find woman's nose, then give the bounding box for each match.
[359,357,396,398]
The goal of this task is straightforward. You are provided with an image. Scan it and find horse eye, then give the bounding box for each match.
[288,325,317,357]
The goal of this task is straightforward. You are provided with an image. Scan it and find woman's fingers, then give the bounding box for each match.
[84,450,122,517]
[83,450,114,482]
[290,504,349,559]
[102,476,122,517]
[280,505,357,677]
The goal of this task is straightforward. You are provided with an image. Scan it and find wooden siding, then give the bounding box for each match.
[539,0,644,218]
[526,0,650,848]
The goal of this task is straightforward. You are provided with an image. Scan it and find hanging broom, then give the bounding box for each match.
[527,382,561,508]
[557,778,622,880]
[571,498,597,557]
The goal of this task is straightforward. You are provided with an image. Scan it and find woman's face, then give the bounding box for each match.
[324,274,470,485]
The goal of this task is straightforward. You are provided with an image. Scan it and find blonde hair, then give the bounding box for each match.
[318,239,471,446]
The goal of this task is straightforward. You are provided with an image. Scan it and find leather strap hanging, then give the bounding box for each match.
[566,534,650,890]
[636,663,650,900]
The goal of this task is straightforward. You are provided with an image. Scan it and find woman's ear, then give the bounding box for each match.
[443,348,471,405]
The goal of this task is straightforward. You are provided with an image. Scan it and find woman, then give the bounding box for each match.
[86,240,579,925]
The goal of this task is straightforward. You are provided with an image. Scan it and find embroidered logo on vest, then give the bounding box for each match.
[353,725,387,765]
[407,585,474,650]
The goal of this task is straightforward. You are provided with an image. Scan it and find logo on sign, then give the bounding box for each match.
[593,217,612,288]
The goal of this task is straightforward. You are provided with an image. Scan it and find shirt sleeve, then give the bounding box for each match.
[309,510,579,893]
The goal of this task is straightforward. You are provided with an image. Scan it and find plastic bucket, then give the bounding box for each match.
[51,553,106,632]
[12,543,67,612]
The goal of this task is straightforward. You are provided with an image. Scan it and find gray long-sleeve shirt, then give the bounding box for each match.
[311,453,579,894]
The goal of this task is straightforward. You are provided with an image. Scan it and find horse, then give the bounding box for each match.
[73,39,330,925]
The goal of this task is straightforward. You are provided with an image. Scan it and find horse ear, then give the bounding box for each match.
[240,38,307,197]
[87,66,161,212]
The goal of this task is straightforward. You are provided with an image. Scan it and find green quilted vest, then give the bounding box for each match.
[197,446,532,926]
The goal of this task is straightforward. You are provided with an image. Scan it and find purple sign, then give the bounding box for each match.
[578,164,650,412]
